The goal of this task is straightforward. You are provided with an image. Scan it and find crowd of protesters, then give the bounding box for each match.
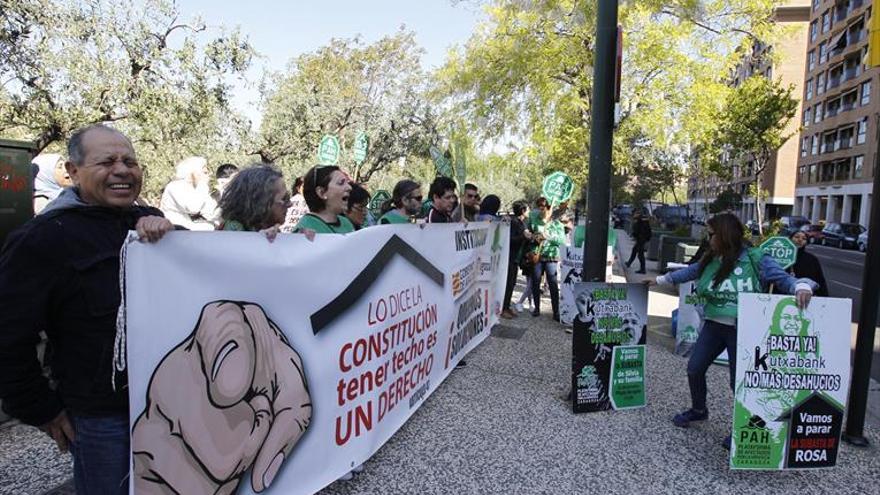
[3,124,582,494]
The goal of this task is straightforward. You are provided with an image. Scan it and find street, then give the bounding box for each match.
[799,244,880,382]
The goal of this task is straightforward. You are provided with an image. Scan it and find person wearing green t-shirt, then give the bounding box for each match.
[655,213,815,449]
[218,164,291,242]
[294,165,355,234]
[379,179,422,225]
[526,197,565,320]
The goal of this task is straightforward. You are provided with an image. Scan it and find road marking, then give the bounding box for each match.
[830,280,862,291]
[811,256,864,267]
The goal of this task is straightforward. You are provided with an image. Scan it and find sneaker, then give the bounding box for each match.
[722,435,731,451]
[455,359,467,369]
[564,326,573,334]
[501,309,515,319]
[513,303,524,313]
[672,408,708,428]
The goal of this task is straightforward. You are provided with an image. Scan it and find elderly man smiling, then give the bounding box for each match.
[0,124,173,494]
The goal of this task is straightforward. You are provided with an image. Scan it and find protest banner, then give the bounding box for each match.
[675,281,701,356]
[558,245,583,326]
[122,222,509,494]
[571,283,647,413]
[731,294,852,470]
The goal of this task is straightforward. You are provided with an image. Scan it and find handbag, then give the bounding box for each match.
[521,239,544,270]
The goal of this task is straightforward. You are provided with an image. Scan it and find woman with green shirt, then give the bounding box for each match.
[294,165,355,234]
[527,197,565,320]
[218,164,290,241]
[379,179,422,225]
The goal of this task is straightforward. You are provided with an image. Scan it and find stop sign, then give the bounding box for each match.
[759,236,798,269]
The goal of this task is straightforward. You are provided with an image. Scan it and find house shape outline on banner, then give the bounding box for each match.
[310,234,445,334]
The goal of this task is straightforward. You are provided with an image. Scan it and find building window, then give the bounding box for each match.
[808,50,816,71]
[802,137,809,157]
[819,41,828,63]
[812,0,820,11]
[817,72,825,94]
[806,78,813,100]
[835,160,851,181]
[861,80,871,105]
[810,163,818,182]
[810,20,819,42]
[858,117,868,144]
[822,10,831,33]
[854,155,864,178]
[812,135,819,155]
[814,102,823,123]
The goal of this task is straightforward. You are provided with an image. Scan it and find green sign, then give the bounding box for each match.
[353,132,369,165]
[760,236,797,269]
[542,171,574,206]
[609,345,646,409]
[317,135,340,165]
[368,190,391,218]
[429,146,452,177]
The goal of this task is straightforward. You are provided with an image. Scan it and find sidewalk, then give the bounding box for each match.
[1,241,878,494]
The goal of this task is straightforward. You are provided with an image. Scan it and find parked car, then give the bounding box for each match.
[778,216,810,236]
[821,222,865,249]
[653,204,690,229]
[858,229,868,252]
[799,223,825,244]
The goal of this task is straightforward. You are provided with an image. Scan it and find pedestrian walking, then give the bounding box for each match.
[654,213,815,449]
[625,211,651,274]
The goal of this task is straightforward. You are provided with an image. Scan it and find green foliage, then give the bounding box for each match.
[0,0,256,201]
[709,188,743,213]
[256,30,438,184]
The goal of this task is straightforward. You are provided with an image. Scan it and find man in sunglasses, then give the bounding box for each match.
[451,183,479,222]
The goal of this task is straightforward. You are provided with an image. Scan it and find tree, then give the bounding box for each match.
[712,75,797,235]
[0,0,255,199]
[709,188,743,213]
[437,0,781,198]
[257,30,438,184]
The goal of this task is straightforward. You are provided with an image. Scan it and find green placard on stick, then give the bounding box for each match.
[760,236,797,269]
[429,146,452,177]
[317,135,340,165]
[353,132,369,165]
[542,171,574,206]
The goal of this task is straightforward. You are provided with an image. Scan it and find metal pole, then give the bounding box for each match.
[842,113,880,446]
[583,0,619,281]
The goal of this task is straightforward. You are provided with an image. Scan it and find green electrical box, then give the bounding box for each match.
[0,139,36,249]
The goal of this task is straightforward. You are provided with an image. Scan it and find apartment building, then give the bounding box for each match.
[794,0,874,226]
[688,2,811,221]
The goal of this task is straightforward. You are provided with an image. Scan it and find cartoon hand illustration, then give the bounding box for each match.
[132,301,311,494]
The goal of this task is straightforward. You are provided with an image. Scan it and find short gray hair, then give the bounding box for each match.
[67,124,132,165]
[219,164,284,231]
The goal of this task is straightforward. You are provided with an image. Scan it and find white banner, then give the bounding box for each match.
[123,222,509,494]
[675,281,728,363]
[731,294,851,470]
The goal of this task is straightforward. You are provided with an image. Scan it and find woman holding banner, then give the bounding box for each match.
[654,214,815,448]
[295,165,355,234]
[526,197,565,320]
[379,179,422,224]
[218,164,290,241]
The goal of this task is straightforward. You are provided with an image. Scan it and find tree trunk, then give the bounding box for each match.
[754,171,764,237]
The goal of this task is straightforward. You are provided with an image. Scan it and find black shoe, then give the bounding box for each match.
[672,408,708,428]
[635,269,646,274]
[455,359,467,369]
[552,314,560,322]
[531,309,540,317]
[625,261,632,268]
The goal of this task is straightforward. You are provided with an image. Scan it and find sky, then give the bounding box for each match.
[175,0,486,123]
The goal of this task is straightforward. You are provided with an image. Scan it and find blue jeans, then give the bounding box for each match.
[71,414,130,495]
[686,320,737,411]
[531,260,559,316]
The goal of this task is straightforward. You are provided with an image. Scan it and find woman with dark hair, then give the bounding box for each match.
[379,180,421,224]
[476,194,501,221]
[218,164,290,240]
[294,165,355,234]
[345,183,371,230]
[655,213,815,447]
[789,229,829,297]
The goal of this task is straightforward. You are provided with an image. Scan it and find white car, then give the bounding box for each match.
[858,229,868,252]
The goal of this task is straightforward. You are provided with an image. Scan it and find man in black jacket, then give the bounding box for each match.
[0,124,173,494]
[625,211,652,274]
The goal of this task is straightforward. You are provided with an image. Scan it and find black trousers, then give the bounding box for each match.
[627,240,647,270]
[503,257,518,310]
